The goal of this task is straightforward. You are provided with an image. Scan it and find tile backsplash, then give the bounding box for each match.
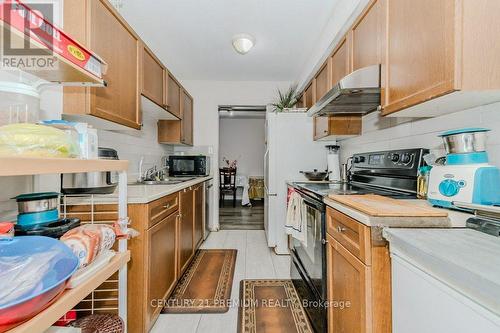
[339,102,500,167]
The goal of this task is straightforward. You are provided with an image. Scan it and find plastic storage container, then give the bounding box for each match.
[0,70,41,126]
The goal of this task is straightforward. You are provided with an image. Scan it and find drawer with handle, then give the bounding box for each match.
[326,207,371,265]
[148,192,179,228]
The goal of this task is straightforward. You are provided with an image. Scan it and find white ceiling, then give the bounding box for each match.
[120,0,340,81]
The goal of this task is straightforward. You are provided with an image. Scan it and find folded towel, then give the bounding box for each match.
[285,190,307,246]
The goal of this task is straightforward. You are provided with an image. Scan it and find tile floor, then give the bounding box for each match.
[151,230,291,333]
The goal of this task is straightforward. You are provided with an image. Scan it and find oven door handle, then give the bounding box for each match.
[300,195,325,211]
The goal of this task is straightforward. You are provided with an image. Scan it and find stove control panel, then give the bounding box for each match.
[351,148,428,173]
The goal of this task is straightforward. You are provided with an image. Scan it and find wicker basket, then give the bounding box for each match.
[70,314,124,333]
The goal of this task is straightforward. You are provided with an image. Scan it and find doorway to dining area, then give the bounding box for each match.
[218,105,266,230]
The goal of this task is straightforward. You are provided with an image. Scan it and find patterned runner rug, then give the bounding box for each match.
[238,279,313,333]
[162,249,237,313]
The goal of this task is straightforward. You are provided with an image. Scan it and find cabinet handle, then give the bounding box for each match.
[178,213,183,218]
[321,239,328,245]
[337,226,346,233]
[163,204,170,209]
[323,130,328,133]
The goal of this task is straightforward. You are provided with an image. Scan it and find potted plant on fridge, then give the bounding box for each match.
[271,85,305,112]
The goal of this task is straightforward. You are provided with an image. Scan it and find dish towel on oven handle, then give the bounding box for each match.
[285,189,307,246]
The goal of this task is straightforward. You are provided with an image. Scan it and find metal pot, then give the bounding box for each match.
[300,169,330,181]
[61,147,119,195]
[440,128,489,154]
[14,192,59,214]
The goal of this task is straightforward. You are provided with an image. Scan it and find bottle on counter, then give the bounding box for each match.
[417,166,432,199]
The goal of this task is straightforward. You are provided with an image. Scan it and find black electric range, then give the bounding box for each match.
[292,181,417,202]
[288,148,428,333]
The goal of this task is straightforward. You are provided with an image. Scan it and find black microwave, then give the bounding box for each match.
[168,155,210,177]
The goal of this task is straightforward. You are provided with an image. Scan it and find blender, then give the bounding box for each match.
[427,128,500,210]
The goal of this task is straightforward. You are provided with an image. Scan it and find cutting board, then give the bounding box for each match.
[328,194,448,217]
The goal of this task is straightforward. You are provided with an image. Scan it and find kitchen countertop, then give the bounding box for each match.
[64,176,212,205]
[383,228,500,318]
[324,197,471,228]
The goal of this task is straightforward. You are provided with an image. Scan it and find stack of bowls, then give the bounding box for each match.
[14,192,60,230]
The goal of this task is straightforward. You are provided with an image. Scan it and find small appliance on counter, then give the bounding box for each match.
[168,155,210,177]
[326,145,341,181]
[61,147,119,195]
[428,128,500,210]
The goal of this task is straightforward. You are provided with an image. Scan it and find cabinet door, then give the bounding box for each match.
[384,0,455,115]
[178,187,194,275]
[304,82,315,109]
[351,0,385,72]
[142,46,165,107]
[327,235,372,333]
[331,39,349,86]
[193,184,204,250]
[146,212,177,329]
[316,60,332,101]
[89,0,141,129]
[167,73,181,118]
[314,117,330,140]
[181,90,194,145]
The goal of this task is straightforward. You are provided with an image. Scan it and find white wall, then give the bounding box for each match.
[176,80,291,230]
[339,103,500,167]
[219,117,265,177]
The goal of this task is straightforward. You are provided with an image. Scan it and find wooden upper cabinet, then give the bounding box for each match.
[141,45,166,108]
[304,82,315,109]
[63,0,141,129]
[316,60,332,101]
[351,0,386,72]
[331,39,349,86]
[327,235,372,333]
[181,89,194,145]
[384,0,455,114]
[167,73,181,118]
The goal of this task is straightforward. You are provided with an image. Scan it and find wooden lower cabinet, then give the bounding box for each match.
[178,187,195,275]
[146,212,177,327]
[327,234,372,333]
[128,183,206,333]
[193,183,204,249]
[326,207,391,333]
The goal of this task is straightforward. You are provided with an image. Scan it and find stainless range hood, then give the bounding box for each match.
[307,64,381,117]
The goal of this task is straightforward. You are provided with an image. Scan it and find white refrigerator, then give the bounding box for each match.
[264,109,327,254]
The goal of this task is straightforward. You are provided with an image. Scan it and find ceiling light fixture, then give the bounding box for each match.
[232,34,255,55]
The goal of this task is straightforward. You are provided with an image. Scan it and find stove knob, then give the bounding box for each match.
[439,179,460,197]
[401,153,412,164]
[391,154,400,162]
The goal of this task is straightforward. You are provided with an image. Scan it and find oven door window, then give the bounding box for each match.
[173,159,195,173]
